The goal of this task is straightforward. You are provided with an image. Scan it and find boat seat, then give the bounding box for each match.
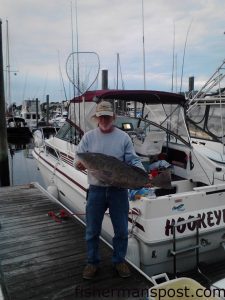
[133,131,166,156]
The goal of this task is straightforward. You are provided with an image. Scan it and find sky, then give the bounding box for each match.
[1,0,225,105]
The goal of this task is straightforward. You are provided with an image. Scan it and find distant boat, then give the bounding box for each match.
[7,116,32,142]
[49,111,68,127]
[20,99,42,129]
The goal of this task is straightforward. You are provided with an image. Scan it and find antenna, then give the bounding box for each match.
[171,22,175,92]
[180,20,193,93]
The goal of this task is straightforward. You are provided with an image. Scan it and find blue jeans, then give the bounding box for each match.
[85,185,129,265]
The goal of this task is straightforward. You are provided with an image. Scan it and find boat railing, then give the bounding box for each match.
[187,60,225,113]
[34,128,64,166]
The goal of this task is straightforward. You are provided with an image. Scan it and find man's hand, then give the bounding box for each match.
[145,173,153,188]
[75,161,86,171]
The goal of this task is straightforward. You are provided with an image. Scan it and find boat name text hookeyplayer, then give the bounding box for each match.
[165,209,225,236]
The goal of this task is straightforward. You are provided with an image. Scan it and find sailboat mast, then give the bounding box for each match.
[6,19,11,109]
[75,0,80,95]
[116,53,119,89]
[141,0,146,90]
[70,1,76,97]
[0,19,10,186]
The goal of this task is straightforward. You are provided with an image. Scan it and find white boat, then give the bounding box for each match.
[49,111,68,127]
[7,116,32,141]
[33,89,225,277]
[20,99,42,129]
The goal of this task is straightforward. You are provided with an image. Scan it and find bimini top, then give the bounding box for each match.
[71,89,186,106]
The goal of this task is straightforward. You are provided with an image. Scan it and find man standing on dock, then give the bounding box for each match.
[75,100,145,280]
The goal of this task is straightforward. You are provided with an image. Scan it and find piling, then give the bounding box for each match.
[46,94,49,125]
[0,19,10,186]
[189,76,195,92]
[36,98,39,128]
[101,69,108,90]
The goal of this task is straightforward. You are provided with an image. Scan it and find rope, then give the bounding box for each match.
[47,208,141,224]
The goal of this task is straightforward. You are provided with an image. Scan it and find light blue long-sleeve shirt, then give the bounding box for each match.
[76,126,144,186]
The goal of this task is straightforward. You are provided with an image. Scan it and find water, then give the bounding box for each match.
[8,139,46,188]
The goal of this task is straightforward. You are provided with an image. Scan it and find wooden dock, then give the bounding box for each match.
[0,183,152,300]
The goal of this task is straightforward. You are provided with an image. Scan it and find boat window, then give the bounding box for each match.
[55,123,69,137]
[46,146,58,159]
[26,114,31,119]
[55,122,83,145]
[188,104,225,141]
[188,122,214,141]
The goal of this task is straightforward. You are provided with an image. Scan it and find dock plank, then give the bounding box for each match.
[0,184,151,300]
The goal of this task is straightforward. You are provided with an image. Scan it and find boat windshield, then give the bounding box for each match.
[144,104,190,142]
[118,103,190,146]
[55,122,83,145]
[187,104,225,142]
[113,104,190,146]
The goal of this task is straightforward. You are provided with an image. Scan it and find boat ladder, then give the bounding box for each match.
[170,217,201,277]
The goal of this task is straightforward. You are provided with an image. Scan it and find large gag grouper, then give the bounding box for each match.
[76,152,171,189]
[76,152,149,189]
